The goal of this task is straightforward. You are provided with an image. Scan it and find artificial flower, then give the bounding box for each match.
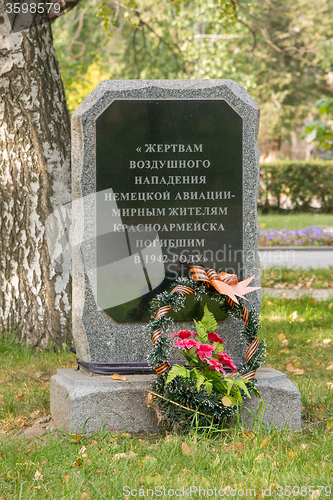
[207,358,227,375]
[196,342,216,361]
[171,330,198,339]
[207,331,225,344]
[218,351,237,372]
[173,338,198,350]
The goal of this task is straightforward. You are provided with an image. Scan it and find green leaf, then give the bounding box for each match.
[200,305,217,333]
[204,380,213,395]
[234,378,251,399]
[193,318,207,342]
[165,364,191,385]
[195,372,206,392]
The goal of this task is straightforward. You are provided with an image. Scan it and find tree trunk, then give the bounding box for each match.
[0,8,72,347]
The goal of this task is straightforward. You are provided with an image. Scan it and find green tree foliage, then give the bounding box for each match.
[53,0,333,150]
[304,98,333,151]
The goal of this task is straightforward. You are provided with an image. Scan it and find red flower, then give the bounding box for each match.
[208,358,227,375]
[207,331,226,344]
[218,351,237,372]
[173,338,198,350]
[171,330,198,339]
[196,343,216,361]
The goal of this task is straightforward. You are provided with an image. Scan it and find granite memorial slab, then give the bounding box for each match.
[71,80,261,366]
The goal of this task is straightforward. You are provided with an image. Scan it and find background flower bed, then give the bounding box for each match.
[259,226,333,246]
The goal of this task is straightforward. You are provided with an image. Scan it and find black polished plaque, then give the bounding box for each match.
[96,100,243,322]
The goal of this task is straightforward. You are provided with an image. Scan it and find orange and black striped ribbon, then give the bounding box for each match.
[246,337,259,363]
[241,370,257,382]
[155,362,171,376]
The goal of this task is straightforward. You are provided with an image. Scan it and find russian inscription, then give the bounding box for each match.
[96,99,243,322]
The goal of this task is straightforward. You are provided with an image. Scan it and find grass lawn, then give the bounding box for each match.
[258,213,333,231]
[261,267,333,289]
[1,297,333,498]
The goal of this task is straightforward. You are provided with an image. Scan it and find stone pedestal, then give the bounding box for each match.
[50,369,158,435]
[240,366,301,431]
[50,365,301,435]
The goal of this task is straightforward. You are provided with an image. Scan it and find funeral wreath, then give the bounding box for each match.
[145,265,266,433]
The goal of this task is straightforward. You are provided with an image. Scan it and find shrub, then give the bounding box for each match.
[259,161,333,213]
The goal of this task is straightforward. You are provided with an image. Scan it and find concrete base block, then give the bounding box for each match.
[50,369,158,435]
[240,366,301,431]
[50,365,301,434]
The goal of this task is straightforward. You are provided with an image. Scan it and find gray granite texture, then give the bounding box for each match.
[240,366,301,431]
[50,369,158,435]
[71,80,261,364]
[50,366,301,434]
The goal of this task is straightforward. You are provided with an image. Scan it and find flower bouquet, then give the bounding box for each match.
[166,305,252,409]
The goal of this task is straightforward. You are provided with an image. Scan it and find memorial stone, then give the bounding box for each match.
[71,80,261,367]
[51,80,301,434]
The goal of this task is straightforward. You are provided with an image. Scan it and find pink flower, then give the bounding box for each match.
[171,330,198,339]
[173,338,198,350]
[196,343,216,361]
[207,331,226,344]
[208,358,227,375]
[218,351,237,372]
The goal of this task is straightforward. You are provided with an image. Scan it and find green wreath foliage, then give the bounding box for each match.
[145,277,266,434]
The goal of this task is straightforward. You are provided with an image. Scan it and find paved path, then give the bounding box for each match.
[259,246,333,269]
[262,288,333,300]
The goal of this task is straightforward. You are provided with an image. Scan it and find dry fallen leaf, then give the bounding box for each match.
[288,450,296,458]
[278,349,290,355]
[146,393,153,407]
[34,470,43,481]
[289,311,298,321]
[79,446,87,457]
[294,369,304,375]
[281,339,289,345]
[294,361,301,367]
[254,453,272,462]
[112,451,137,461]
[278,332,286,340]
[80,493,91,500]
[182,442,192,455]
[328,303,333,309]
[326,364,333,371]
[327,381,333,390]
[111,374,126,381]
[323,339,332,344]
[232,442,244,449]
[286,362,297,372]
[71,434,82,442]
[222,396,233,407]
[266,300,272,305]
[260,437,270,447]
[15,394,25,401]
[63,474,69,484]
